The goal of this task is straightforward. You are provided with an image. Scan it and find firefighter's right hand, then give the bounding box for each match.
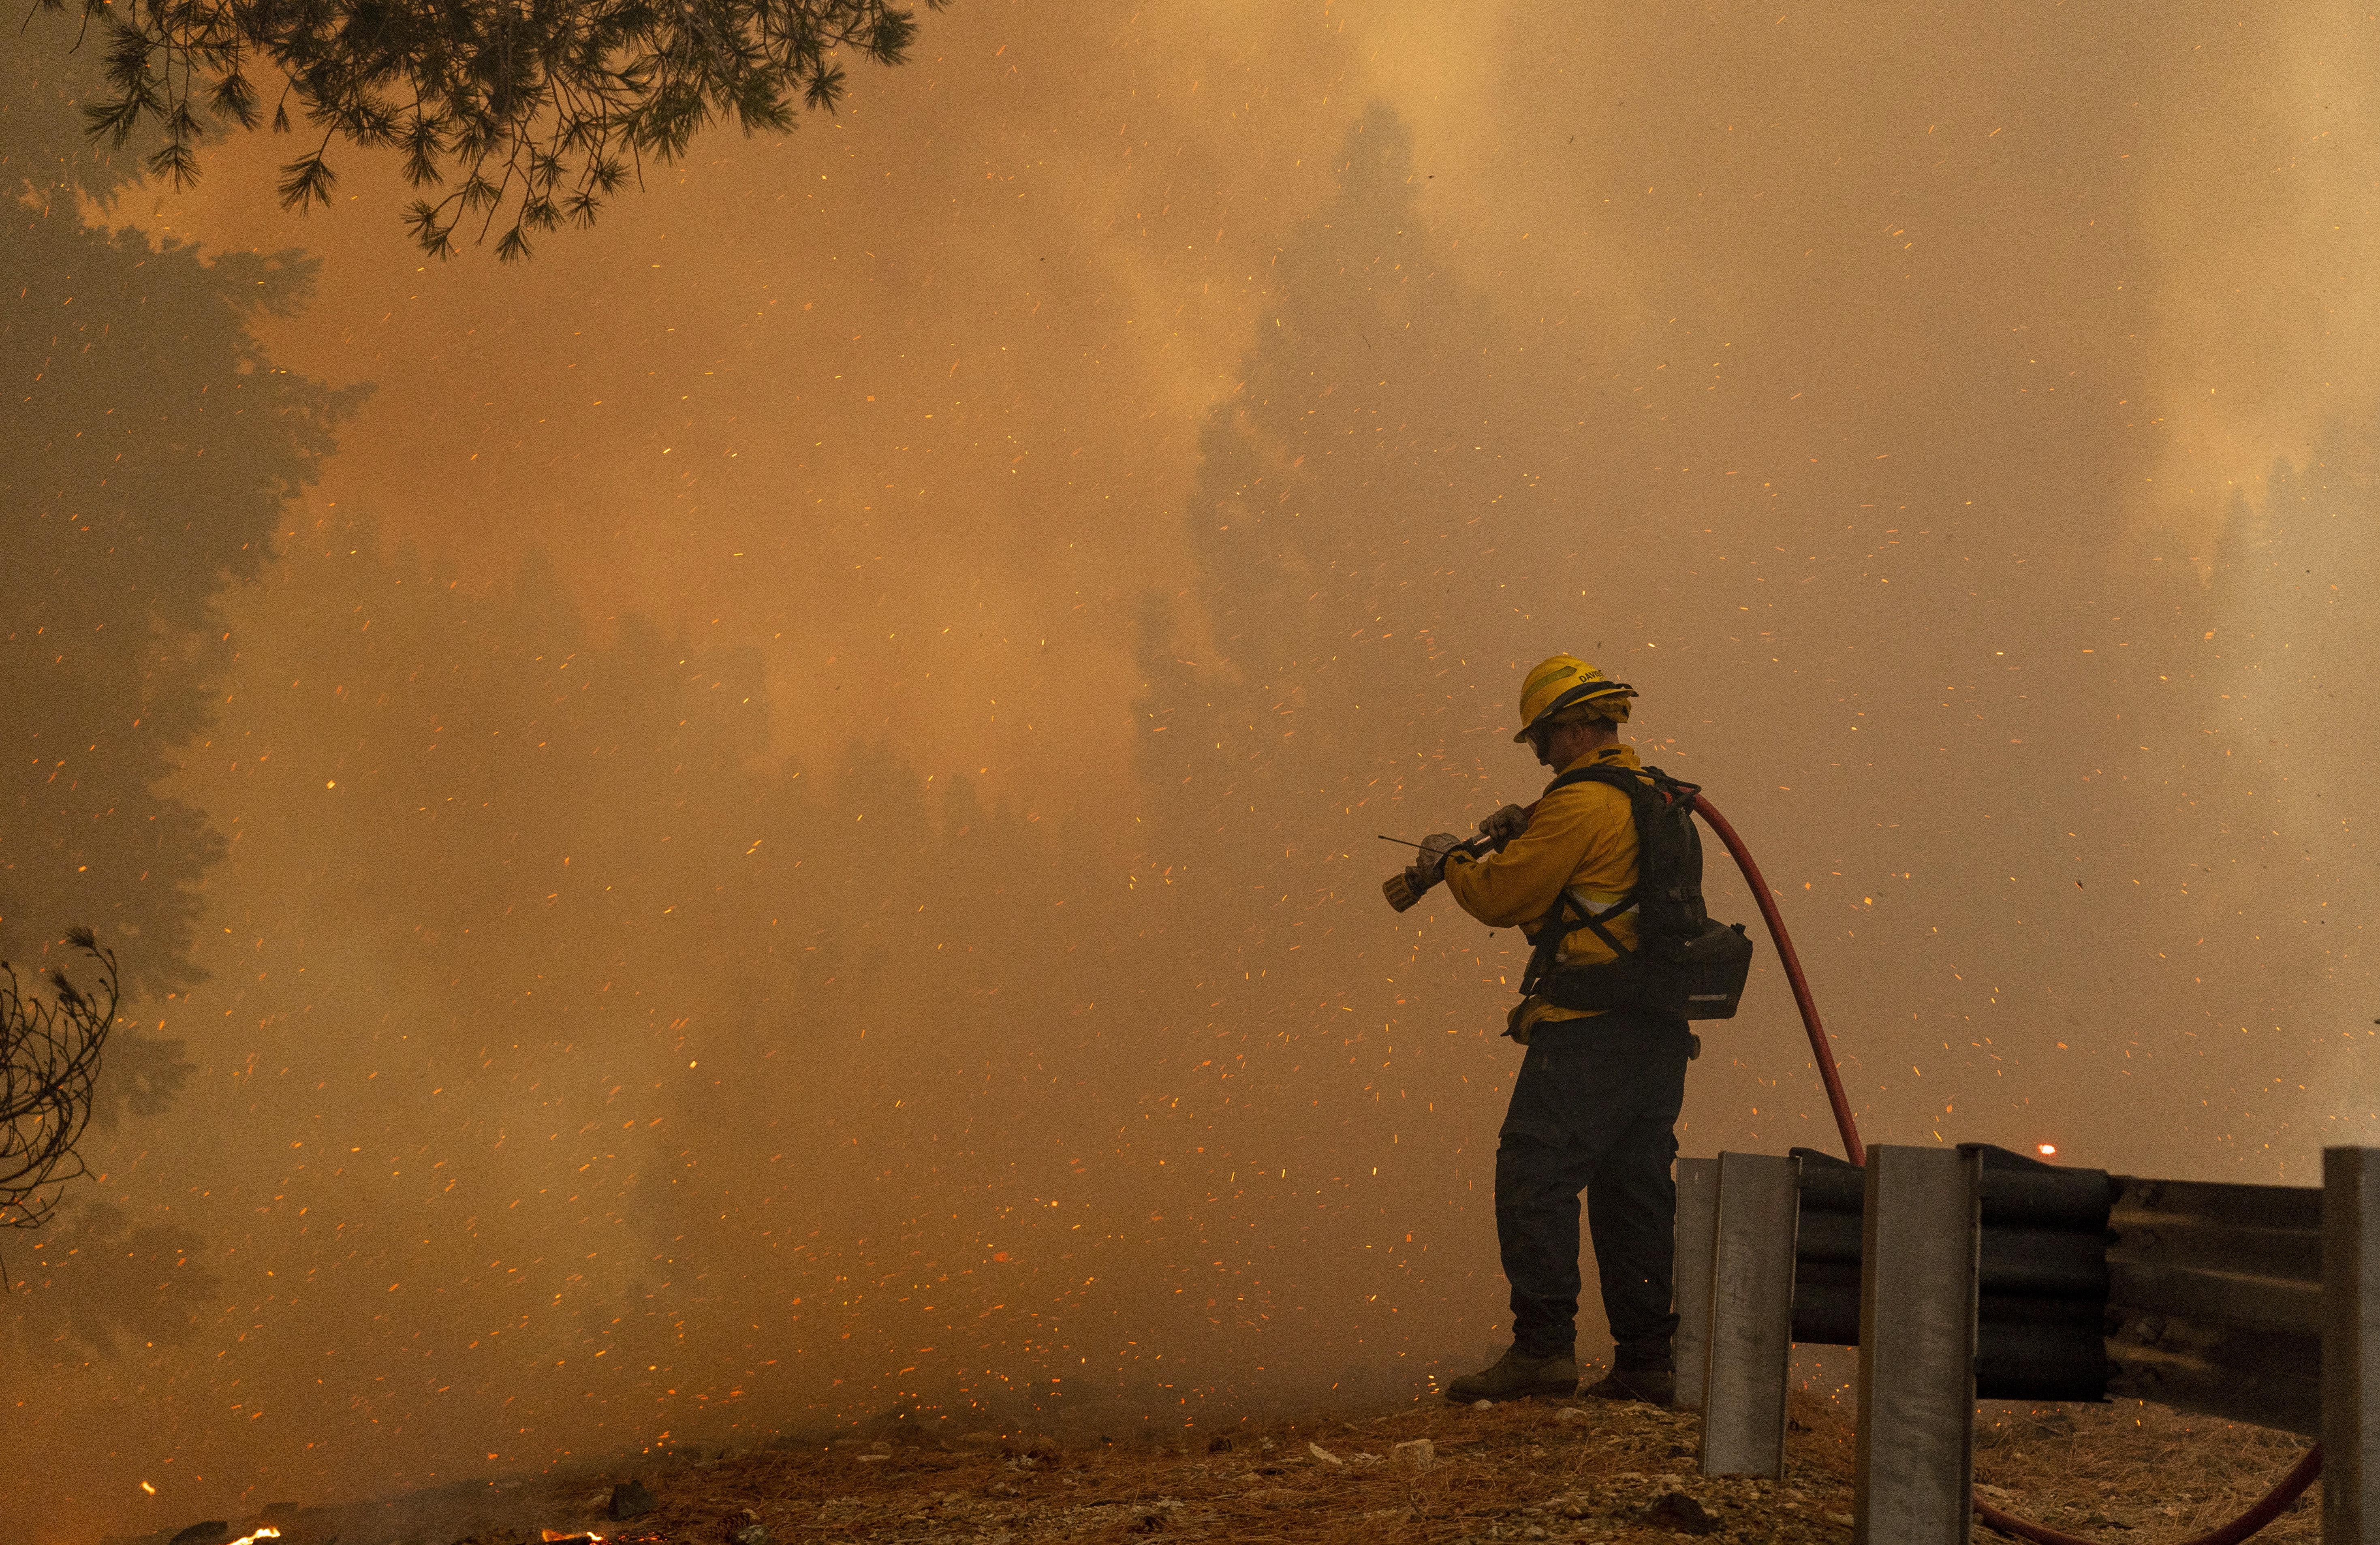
[1477,804,1529,845]
[1415,832,1465,885]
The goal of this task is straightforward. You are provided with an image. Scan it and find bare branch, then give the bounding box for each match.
[0,930,120,1242]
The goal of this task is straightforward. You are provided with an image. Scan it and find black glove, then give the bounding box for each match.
[1476,803,1528,845]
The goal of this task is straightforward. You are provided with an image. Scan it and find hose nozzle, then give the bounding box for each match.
[1378,827,1505,915]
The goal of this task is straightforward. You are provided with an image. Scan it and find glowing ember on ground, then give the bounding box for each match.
[227,1529,282,1545]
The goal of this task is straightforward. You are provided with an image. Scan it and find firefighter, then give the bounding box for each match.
[1409,655,1693,1408]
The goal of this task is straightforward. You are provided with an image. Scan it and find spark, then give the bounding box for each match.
[140,1482,156,1496]
[2036,1143,2057,1157]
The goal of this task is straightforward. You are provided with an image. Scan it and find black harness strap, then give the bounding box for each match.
[1517,762,1651,993]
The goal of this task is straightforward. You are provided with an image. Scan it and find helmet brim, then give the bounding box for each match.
[1512,680,1636,742]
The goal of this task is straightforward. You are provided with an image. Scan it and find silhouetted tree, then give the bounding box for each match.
[1135,103,1530,859]
[40,0,946,259]
[3,39,361,1115]
[1,1200,215,1362]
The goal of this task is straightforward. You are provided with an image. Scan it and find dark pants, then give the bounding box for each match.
[1495,1009,1692,1370]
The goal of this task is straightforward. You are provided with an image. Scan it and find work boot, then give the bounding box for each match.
[1444,1346,1579,1404]
[1580,1366,1675,1409]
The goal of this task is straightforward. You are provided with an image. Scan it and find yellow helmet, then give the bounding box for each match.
[1512,654,1636,743]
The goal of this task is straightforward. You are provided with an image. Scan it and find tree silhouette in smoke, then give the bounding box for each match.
[40,0,946,260]
[3,41,363,1120]
[2,1200,216,1363]
[2,43,351,1372]
[1137,101,1542,859]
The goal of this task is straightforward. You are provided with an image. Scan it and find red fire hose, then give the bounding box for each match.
[1690,793,2322,1544]
[1690,795,1863,1167]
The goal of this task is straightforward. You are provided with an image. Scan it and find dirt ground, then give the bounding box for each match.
[121,1387,2318,1545]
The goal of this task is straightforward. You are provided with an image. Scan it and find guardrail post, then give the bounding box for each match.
[2325,1146,2380,1542]
[1674,1156,1720,1415]
[1698,1151,1800,1478]
[1854,1144,1980,1545]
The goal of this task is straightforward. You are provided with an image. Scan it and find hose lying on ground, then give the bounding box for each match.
[1689,792,2322,1545]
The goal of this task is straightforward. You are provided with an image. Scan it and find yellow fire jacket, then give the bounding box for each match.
[1442,743,1644,1037]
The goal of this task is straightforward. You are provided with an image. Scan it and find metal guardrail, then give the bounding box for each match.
[1788,1145,2113,1401]
[2105,1173,2322,1437]
[1675,1143,2353,1540]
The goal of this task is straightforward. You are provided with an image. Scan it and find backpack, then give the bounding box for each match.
[1517,763,1754,1021]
